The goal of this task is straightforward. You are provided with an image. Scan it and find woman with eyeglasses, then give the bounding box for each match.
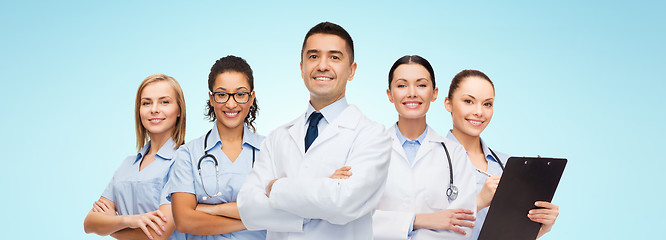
[84,74,187,240]
[164,55,266,240]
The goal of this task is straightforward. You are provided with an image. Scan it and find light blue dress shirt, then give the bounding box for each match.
[445,130,510,240]
[394,122,428,166]
[165,124,266,240]
[304,97,348,134]
[101,137,186,240]
[394,124,428,235]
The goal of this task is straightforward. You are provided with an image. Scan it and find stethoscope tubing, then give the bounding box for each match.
[488,148,505,170]
[440,142,458,201]
[197,129,255,200]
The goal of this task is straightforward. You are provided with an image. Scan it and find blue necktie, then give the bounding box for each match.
[305,112,323,152]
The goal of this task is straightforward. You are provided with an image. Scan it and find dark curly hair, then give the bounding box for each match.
[205,55,259,132]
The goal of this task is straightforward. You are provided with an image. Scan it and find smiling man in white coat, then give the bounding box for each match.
[237,22,391,239]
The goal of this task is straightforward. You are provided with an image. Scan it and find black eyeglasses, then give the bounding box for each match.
[210,91,252,104]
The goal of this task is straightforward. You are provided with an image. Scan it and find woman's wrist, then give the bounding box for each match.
[413,213,426,230]
[118,215,130,228]
[476,195,489,211]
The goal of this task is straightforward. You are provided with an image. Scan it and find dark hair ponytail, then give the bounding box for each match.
[448,70,494,99]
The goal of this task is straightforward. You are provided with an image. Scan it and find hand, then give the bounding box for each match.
[91,200,117,216]
[529,201,559,238]
[121,210,168,240]
[414,209,475,235]
[477,175,501,210]
[266,178,278,197]
[329,166,352,179]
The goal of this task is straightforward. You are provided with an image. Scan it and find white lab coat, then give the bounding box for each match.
[373,125,476,240]
[238,104,391,240]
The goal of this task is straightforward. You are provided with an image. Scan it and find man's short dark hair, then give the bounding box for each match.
[301,22,354,63]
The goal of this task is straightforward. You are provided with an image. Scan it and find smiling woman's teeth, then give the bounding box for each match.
[405,103,419,107]
[225,112,239,117]
[468,120,482,125]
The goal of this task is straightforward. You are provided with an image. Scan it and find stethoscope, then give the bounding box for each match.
[488,148,505,170]
[440,142,458,201]
[198,129,255,201]
[441,143,505,201]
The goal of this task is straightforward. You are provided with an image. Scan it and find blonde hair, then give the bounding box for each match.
[134,74,186,150]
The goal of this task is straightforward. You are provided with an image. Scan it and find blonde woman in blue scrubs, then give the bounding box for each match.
[369,55,477,240]
[444,70,560,239]
[84,74,187,240]
[164,55,266,240]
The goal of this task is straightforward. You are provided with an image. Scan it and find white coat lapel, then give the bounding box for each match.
[413,140,433,166]
[414,126,446,166]
[309,124,339,151]
[307,105,361,152]
[288,113,307,155]
[389,125,409,164]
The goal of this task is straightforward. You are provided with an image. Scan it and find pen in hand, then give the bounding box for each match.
[476,168,493,177]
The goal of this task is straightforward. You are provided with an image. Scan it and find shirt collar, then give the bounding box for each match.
[305,97,348,125]
[445,129,500,164]
[394,122,427,145]
[206,123,263,152]
[135,137,177,163]
[242,126,263,150]
[205,124,222,152]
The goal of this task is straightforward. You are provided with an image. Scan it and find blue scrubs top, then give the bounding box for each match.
[101,137,186,240]
[445,130,510,240]
[165,124,266,240]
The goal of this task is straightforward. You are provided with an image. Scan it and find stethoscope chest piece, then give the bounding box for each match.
[447,184,458,201]
[441,142,458,201]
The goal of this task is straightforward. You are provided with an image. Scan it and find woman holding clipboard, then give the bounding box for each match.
[443,70,560,239]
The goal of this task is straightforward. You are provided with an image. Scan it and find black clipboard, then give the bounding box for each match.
[478,157,567,240]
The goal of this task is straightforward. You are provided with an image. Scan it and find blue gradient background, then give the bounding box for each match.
[1,1,664,239]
